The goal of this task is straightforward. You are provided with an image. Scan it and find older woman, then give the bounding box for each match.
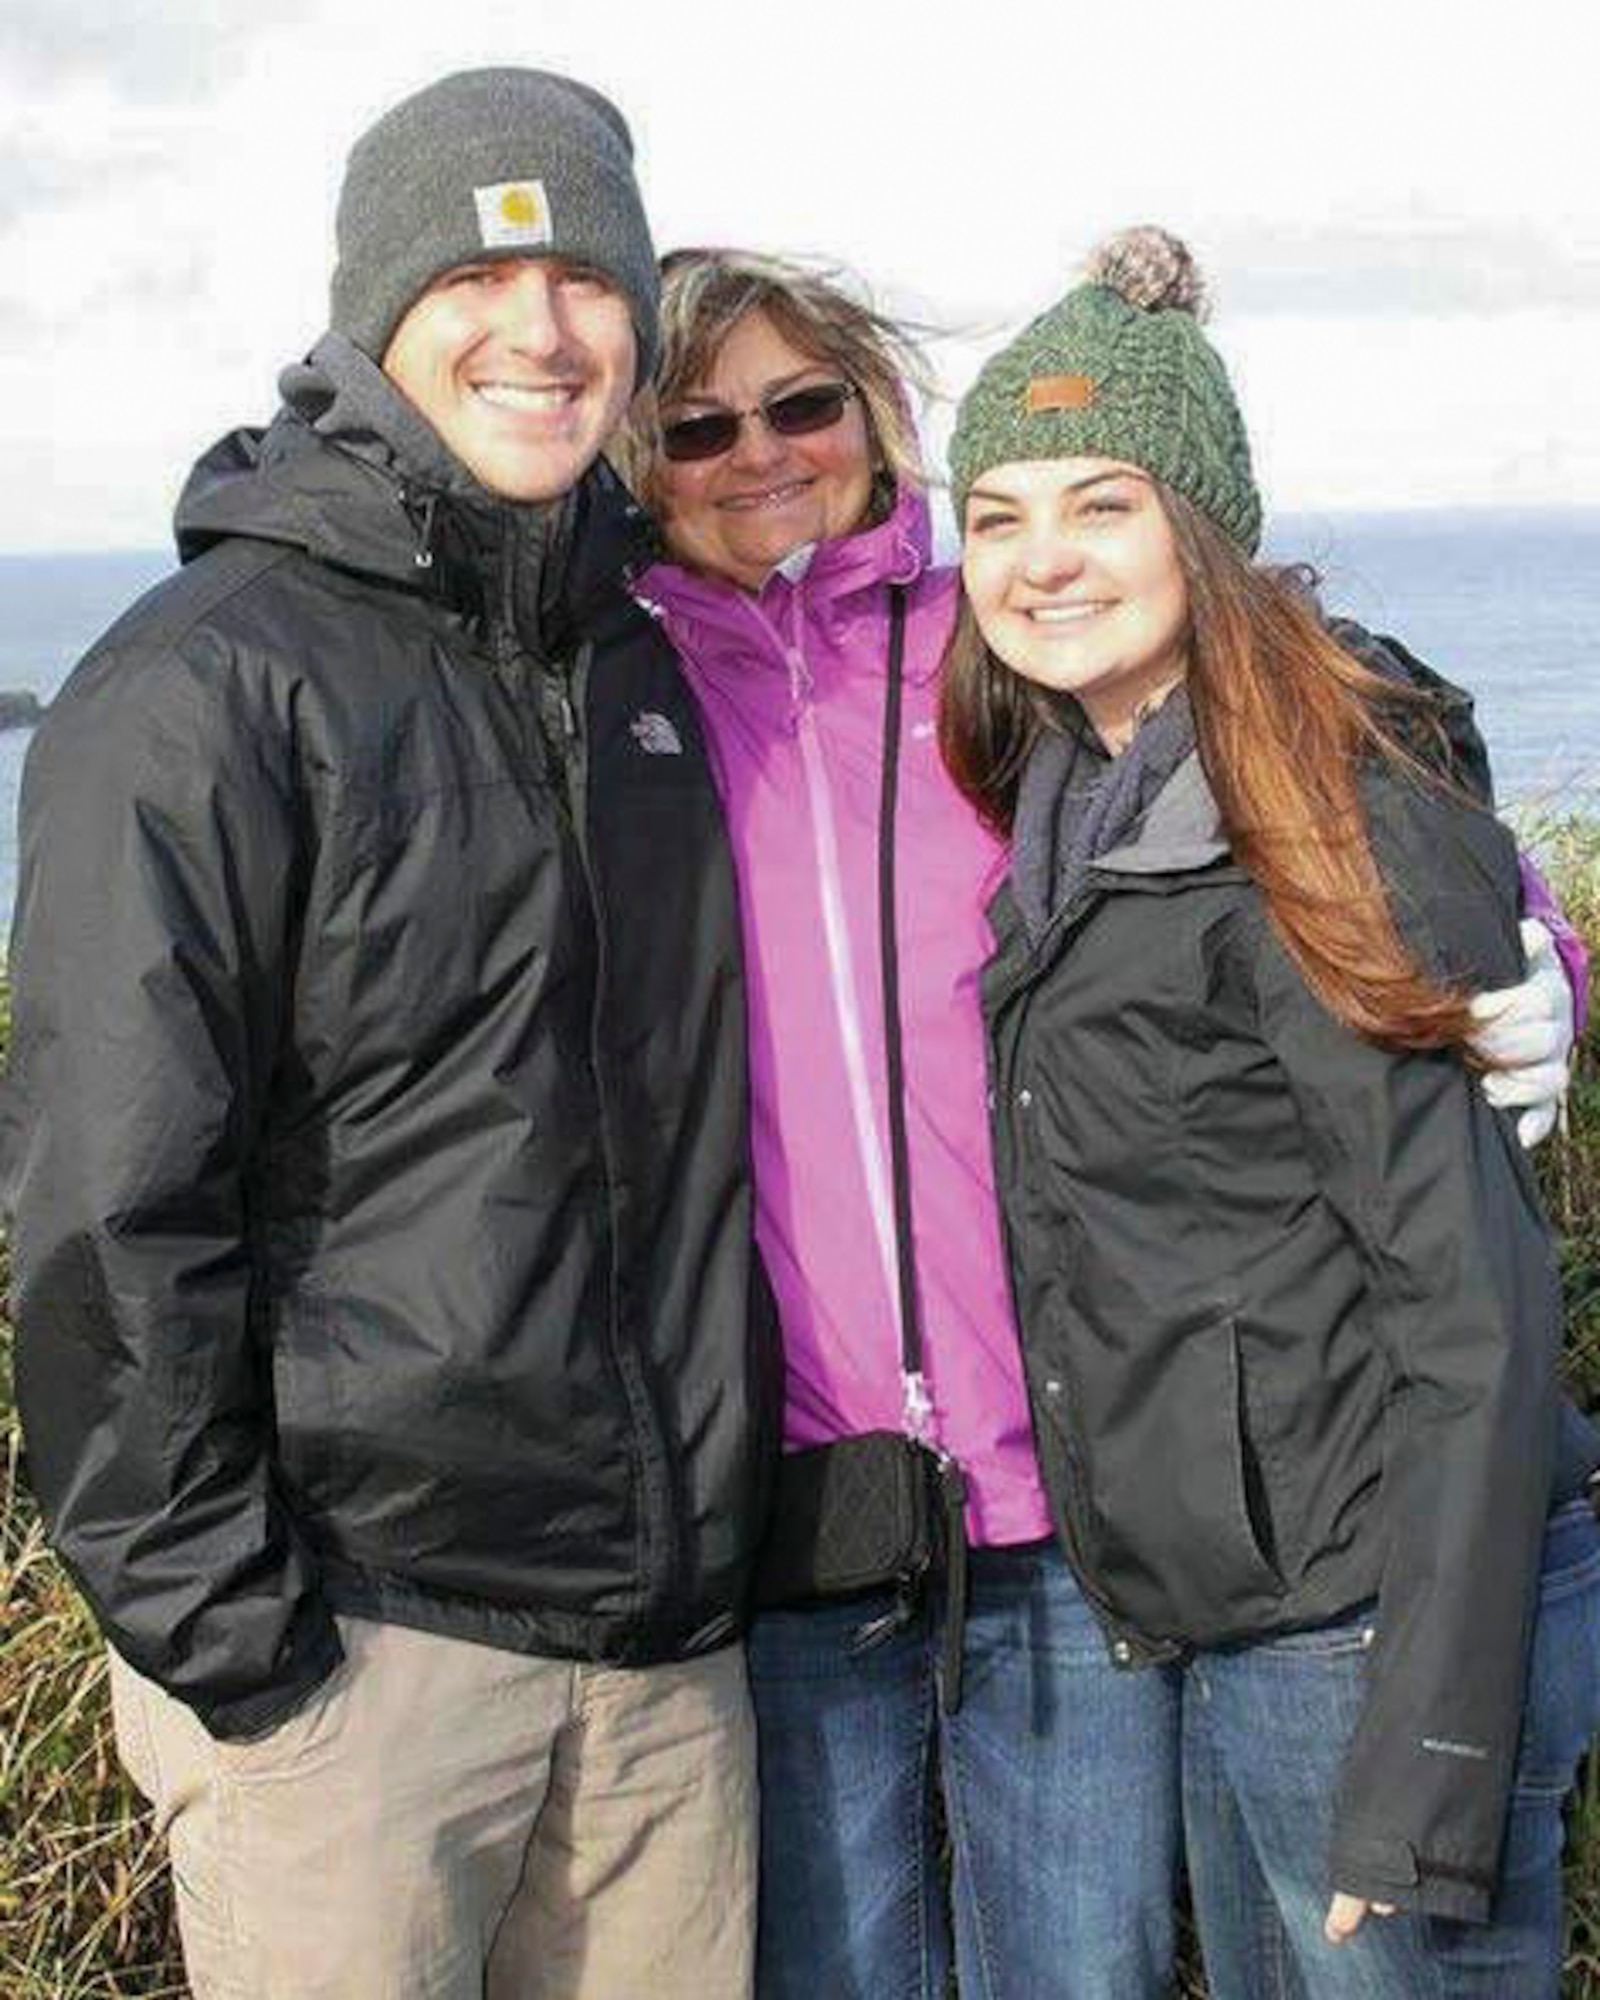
[622,250,1584,2000]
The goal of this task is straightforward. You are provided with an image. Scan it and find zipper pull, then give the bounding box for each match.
[785,646,813,718]
[901,1369,937,1448]
[412,492,439,571]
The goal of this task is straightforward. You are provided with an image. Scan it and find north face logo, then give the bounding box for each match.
[629,711,684,756]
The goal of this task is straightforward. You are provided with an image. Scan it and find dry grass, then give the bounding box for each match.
[1,1322,185,1995]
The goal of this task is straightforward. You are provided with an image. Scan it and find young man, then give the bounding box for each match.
[6,68,775,2000]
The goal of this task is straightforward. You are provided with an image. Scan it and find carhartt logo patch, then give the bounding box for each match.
[629,711,684,756]
[473,180,554,250]
[1026,374,1097,414]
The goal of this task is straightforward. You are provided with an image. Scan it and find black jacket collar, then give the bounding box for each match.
[174,332,652,664]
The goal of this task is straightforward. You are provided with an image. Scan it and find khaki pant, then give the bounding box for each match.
[109,1617,756,2000]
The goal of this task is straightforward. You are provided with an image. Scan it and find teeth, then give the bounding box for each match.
[473,384,576,410]
[1030,603,1108,624]
[723,483,808,512]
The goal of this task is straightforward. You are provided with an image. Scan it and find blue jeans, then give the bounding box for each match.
[748,1541,1181,1999]
[1182,1500,1600,1999]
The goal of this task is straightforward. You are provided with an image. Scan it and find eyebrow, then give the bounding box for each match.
[671,366,837,411]
[965,468,1149,505]
[440,254,607,283]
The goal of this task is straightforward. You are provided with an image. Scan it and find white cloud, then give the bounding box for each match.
[1205,220,1600,318]
[4,0,1599,546]
[0,0,315,98]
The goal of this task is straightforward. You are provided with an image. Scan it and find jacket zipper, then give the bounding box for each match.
[498,520,680,1632]
[739,586,911,1413]
[557,641,678,1625]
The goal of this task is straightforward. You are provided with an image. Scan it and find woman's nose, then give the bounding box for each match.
[725,409,788,473]
[1020,528,1085,588]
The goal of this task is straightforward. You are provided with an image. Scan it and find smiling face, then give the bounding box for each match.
[961,457,1191,750]
[654,308,876,589]
[382,255,638,502]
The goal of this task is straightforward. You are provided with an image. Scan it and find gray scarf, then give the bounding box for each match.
[1011,687,1198,940]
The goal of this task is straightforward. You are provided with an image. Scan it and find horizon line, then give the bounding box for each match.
[7,499,1600,564]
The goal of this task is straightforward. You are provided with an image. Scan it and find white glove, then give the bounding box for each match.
[1469,919,1576,1149]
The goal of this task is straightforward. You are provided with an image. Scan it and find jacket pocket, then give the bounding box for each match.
[1080,1314,1285,1639]
[1254,1606,1378,1658]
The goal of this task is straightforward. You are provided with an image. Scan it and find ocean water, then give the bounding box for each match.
[1260,510,1600,812]
[0,512,1596,931]
[0,550,172,936]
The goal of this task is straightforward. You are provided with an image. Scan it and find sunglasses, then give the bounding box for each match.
[660,381,859,463]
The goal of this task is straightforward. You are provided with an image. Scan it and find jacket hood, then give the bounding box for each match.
[175,332,651,657]
[632,479,939,677]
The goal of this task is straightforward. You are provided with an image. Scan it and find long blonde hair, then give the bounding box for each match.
[613,249,933,519]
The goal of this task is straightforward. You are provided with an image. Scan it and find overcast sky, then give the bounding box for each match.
[4,0,1598,550]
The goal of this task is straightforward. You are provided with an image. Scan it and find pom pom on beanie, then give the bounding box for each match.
[1084,225,1208,318]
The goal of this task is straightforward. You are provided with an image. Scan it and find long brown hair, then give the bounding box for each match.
[939,486,1480,1052]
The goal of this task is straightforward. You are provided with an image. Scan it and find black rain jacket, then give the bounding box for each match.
[5,336,779,1741]
[983,715,1589,1923]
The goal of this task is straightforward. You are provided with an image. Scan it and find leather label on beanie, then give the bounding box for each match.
[1026,374,1096,413]
[473,180,554,251]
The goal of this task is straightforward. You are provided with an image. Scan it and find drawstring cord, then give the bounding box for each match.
[400,487,440,572]
[413,493,439,571]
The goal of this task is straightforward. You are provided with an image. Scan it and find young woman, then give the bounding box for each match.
[940,226,1600,1997]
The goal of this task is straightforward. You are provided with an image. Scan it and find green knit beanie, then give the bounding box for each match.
[948,227,1261,554]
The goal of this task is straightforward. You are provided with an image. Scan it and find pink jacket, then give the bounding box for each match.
[635,487,1054,1547]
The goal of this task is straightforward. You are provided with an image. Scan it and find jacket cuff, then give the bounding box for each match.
[191,1613,345,1743]
[1330,1831,1493,1926]
[1518,850,1590,1038]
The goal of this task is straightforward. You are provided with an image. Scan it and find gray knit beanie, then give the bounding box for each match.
[330,67,659,381]
[948,228,1261,554]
